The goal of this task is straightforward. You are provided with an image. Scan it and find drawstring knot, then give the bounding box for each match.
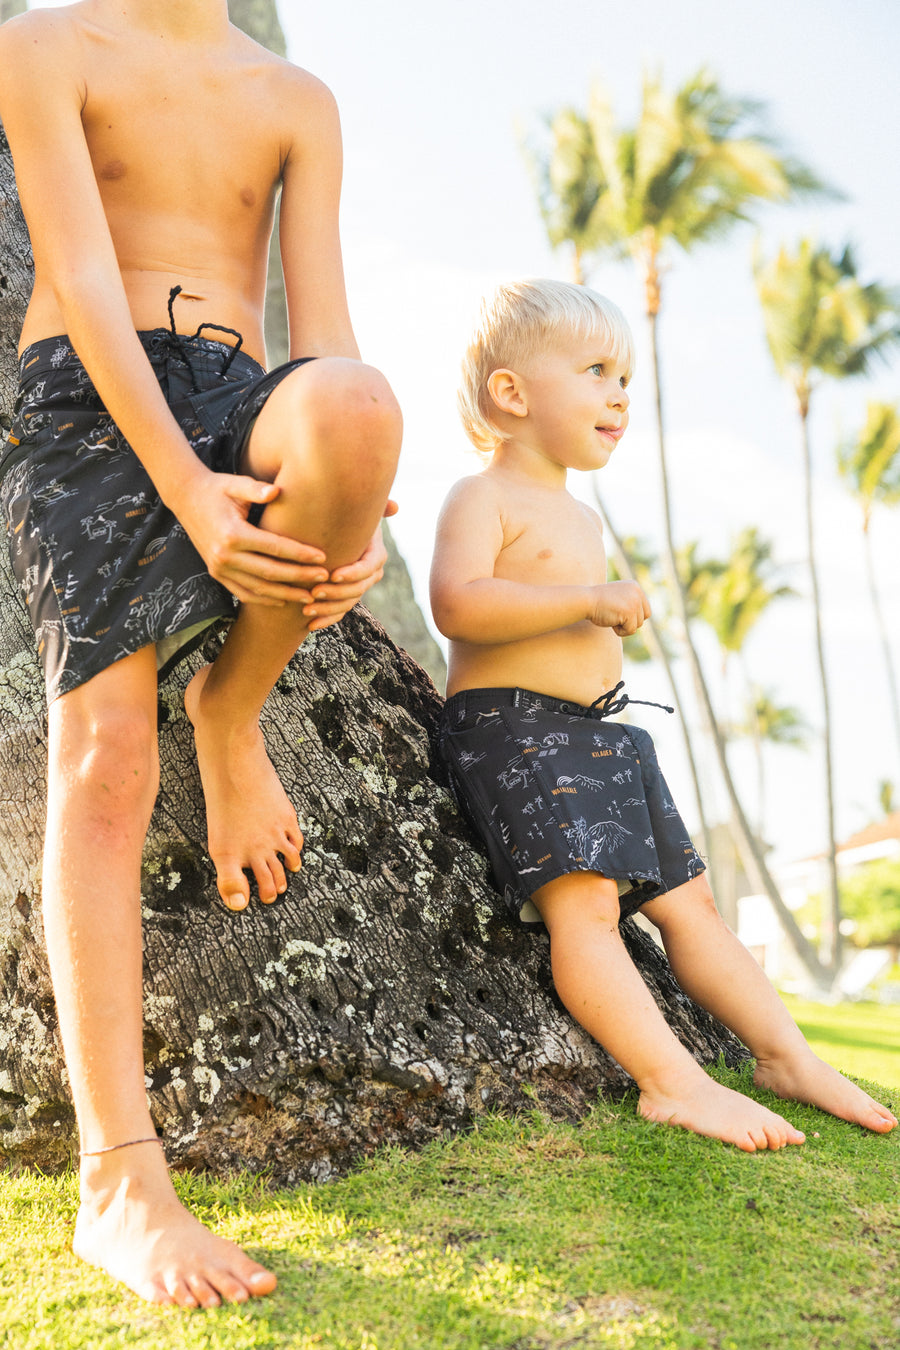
[166,285,244,392]
[587,680,674,720]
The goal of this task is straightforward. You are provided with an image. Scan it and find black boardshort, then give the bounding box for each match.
[0,328,312,704]
[438,685,706,928]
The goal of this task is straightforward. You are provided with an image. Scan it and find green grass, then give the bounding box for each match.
[2,1062,899,1350]
[781,994,900,1089]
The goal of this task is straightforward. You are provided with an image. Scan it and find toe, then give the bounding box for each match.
[247,1266,278,1297]
[146,1280,177,1307]
[167,1275,200,1308]
[206,1263,253,1304]
[282,835,303,872]
[217,860,250,911]
[185,1273,221,1309]
[269,855,288,896]
[251,857,279,904]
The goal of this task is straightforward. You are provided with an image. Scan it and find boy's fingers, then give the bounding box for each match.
[241,525,328,567]
[310,574,383,602]
[308,612,348,632]
[330,559,385,587]
[304,600,356,620]
[233,478,280,503]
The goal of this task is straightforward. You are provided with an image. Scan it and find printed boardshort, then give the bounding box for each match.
[0,328,312,704]
[438,685,706,927]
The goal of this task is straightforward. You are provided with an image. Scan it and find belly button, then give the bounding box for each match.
[537,548,553,560]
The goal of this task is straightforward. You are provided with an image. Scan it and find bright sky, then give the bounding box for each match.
[28,1,900,865]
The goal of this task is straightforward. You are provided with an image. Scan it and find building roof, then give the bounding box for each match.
[838,811,900,855]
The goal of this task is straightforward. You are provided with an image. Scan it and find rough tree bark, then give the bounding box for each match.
[0,124,747,1184]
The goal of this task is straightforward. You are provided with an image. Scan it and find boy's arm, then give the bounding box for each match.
[277,73,360,362]
[430,479,650,643]
[0,15,327,606]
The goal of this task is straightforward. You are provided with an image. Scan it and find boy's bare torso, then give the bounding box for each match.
[19,2,313,364]
[447,469,623,706]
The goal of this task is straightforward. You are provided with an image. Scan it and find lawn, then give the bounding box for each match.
[2,1055,899,1350]
[781,994,900,1089]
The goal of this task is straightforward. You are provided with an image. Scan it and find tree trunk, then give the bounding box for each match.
[862,518,900,772]
[644,303,832,988]
[590,481,712,868]
[799,405,842,974]
[0,126,748,1183]
[363,522,447,690]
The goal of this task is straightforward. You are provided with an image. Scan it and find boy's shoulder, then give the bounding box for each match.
[0,5,76,59]
[442,470,503,505]
[0,6,330,102]
[439,469,521,532]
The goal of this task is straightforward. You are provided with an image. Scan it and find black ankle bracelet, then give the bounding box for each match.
[79,1136,163,1157]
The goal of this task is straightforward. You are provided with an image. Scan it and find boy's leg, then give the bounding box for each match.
[186,357,402,910]
[640,877,897,1132]
[531,871,805,1151]
[45,650,277,1307]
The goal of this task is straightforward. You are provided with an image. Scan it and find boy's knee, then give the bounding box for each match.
[270,358,402,481]
[643,874,720,933]
[533,870,622,935]
[53,703,159,808]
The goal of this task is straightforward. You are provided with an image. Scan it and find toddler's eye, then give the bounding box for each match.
[620,375,629,389]
[589,363,604,376]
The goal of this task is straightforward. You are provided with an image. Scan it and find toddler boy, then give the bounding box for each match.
[431,278,896,1151]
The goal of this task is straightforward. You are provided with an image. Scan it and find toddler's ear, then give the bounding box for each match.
[487,368,528,418]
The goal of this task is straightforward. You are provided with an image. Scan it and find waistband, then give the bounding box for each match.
[16,329,264,386]
[441,681,674,726]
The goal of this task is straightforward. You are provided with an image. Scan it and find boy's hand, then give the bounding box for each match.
[175,471,330,606]
[588,581,651,636]
[303,524,389,631]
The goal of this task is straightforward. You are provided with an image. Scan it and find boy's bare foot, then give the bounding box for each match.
[185,665,303,910]
[638,1064,806,1152]
[754,1051,898,1134]
[74,1145,277,1307]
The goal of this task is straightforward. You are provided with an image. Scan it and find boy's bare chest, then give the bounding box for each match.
[81,45,284,205]
[496,497,606,586]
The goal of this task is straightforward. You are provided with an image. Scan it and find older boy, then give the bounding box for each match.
[0,0,401,1310]
[431,278,896,1153]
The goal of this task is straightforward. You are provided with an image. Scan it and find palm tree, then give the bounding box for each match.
[526,71,831,983]
[683,528,795,712]
[755,241,900,972]
[526,108,605,286]
[837,400,900,763]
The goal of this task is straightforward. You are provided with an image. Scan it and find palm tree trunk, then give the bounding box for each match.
[862,518,900,767]
[799,404,842,975]
[591,483,712,865]
[645,303,830,986]
[754,728,765,838]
